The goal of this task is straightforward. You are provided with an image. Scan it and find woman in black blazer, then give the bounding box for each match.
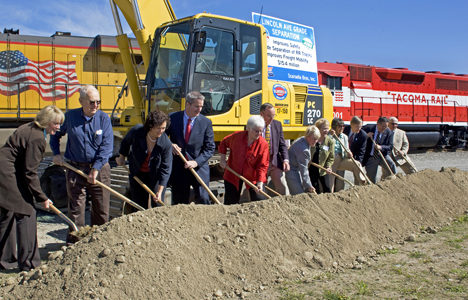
[116,111,173,210]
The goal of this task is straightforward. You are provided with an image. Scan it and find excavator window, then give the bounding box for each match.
[148,22,191,114]
[193,27,235,116]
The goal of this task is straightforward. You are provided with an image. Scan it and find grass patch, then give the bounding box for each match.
[460,260,468,268]
[355,280,371,295]
[446,237,464,249]
[391,266,404,275]
[279,289,306,300]
[444,283,466,293]
[422,257,434,264]
[398,286,430,298]
[376,248,399,256]
[455,215,468,223]
[323,290,349,300]
[450,269,468,281]
[312,272,335,281]
[408,251,426,259]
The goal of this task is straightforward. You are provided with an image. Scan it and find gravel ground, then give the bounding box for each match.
[29,149,468,264]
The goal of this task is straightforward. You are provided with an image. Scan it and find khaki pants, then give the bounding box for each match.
[328,155,365,192]
[267,164,287,195]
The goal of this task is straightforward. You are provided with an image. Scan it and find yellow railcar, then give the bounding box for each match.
[0,32,143,125]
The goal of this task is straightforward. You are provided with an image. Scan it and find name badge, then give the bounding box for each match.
[96,129,103,135]
[322,145,329,151]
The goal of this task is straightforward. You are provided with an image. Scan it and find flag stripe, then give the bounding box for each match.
[0,50,81,101]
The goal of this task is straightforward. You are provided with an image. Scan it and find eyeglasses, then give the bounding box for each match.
[89,100,101,106]
[389,122,398,125]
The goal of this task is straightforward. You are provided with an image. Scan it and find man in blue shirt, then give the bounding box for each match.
[50,85,113,243]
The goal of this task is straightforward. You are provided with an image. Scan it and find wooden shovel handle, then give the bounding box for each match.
[174,148,221,205]
[63,162,145,211]
[309,161,355,187]
[332,133,372,184]
[225,165,271,199]
[370,138,395,176]
[264,185,282,197]
[49,203,79,232]
[123,166,165,206]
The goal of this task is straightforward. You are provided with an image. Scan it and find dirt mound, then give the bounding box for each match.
[1,168,468,299]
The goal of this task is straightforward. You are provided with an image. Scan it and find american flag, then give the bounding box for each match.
[334,91,344,102]
[0,50,80,101]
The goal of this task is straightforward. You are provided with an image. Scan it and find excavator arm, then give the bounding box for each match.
[109,0,176,125]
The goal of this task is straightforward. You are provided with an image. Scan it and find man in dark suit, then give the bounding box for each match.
[260,103,289,195]
[348,116,367,164]
[362,116,397,183]
[166,91,215,205]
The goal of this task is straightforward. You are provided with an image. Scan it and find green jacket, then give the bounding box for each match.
[309,135,335,176]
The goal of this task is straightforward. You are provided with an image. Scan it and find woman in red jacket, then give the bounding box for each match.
[219,116,269,205]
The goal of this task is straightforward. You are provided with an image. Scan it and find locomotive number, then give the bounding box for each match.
[333,112,343,119]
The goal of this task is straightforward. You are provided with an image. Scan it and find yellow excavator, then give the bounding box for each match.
[110,0,333,141]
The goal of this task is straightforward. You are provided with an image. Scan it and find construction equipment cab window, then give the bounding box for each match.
[193,27,235,116]
[147,17,262,118]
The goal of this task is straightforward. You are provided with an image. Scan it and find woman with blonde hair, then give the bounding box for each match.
[308,118,334,193]
[0,105,63,271]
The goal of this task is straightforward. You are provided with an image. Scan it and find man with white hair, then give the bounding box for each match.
[50,85,113,244]
[388,117,417,175]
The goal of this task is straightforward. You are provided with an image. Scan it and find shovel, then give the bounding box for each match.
[49,203,78,232]
[123,166,165,207]
[174,148,221,204]
[63,162,145,211]
[309,161,355,187]
[393,146,419,172]
[264,185,282,197]
[225,165,271,199]
[370,138,397,180]
[332,133,372,185]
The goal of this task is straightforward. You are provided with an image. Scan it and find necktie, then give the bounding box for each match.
[373,132,381,159]
[265,125,271,151]
[349,133,354,147]
[184,118,192,144]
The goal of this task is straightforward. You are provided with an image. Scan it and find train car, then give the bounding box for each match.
[318,62,468,148]
[0,31,144,128]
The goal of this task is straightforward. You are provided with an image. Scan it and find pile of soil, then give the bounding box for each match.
[1,168,467,299]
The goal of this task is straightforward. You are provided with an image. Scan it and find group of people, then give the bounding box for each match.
[286,115,417,196]
[0,85,417,272]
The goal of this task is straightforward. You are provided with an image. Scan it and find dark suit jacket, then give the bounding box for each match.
[0,122,48,216]
[268,119,289,170]
[166,111,215,184]
[118,124,173,189]
[348,129,367,164]
[362,125,394,166]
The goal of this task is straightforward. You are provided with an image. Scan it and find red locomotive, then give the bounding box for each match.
[318,62,468,148]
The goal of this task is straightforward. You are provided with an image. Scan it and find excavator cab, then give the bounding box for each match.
[145,14,263,121]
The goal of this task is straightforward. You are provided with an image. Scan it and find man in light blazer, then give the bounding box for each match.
[166,91,215,205]
[260,103,289,195]
[363,116,397,183]
[388,117,417,175]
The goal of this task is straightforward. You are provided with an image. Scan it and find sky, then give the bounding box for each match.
[2,0,467,74]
